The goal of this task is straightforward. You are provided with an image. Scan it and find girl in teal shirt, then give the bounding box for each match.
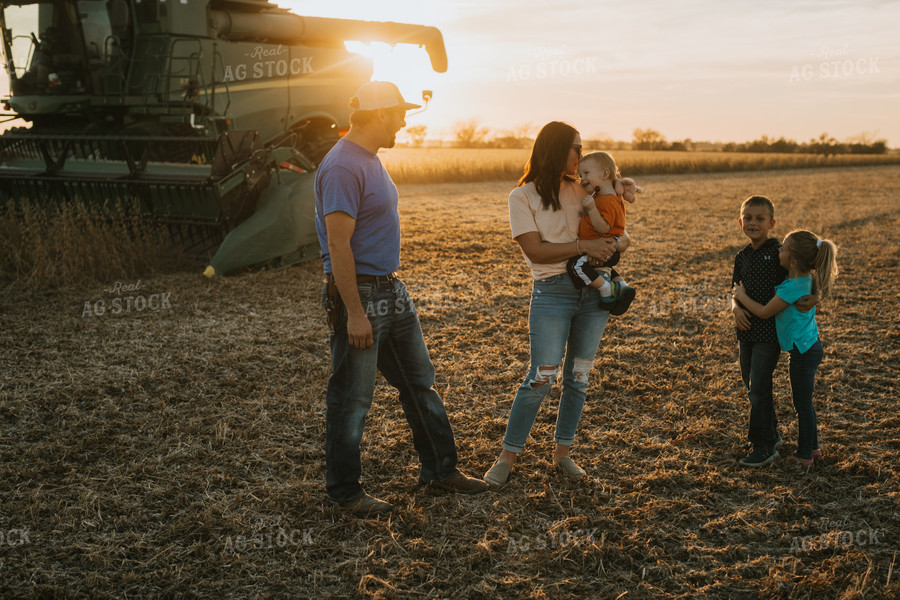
[734,230,839,469]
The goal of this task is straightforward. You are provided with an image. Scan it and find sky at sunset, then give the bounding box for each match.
[285,0,900,146]
[0,0,896,146]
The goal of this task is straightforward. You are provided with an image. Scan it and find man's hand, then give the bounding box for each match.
[347,313,373,349]
[325,210,374,350]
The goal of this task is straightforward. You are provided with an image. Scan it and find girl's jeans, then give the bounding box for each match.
[502,273,610,453]
[790,339,823,460]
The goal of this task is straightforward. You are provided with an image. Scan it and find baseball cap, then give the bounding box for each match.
[349,81,421,111]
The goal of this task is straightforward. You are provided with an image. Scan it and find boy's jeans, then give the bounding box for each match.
[502,274,610,452]
[323,278,459,502]
[739,340,781,451]
[789,340,823,459]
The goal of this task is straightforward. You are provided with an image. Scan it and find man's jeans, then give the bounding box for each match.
[789,340,823,460]
[323,278,458,502]
[739,339,781,451]
[502,274,610,452]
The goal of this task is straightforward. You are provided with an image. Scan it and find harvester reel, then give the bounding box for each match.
[212,130,264,177]
[213,130,270,228]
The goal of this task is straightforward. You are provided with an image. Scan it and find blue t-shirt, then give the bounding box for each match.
[314,139,401,275]
[774,276,819,352]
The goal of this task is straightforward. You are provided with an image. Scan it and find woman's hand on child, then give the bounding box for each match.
[581,237,616,263]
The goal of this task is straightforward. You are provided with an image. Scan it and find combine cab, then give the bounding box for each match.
[0,0,445,265]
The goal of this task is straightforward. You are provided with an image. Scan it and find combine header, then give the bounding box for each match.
[0,0,445,267]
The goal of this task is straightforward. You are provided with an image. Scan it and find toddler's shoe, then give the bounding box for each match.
[609,284,636,315]
[599,281,635,314]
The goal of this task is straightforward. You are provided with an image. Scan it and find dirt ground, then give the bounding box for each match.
[0,165,898,599]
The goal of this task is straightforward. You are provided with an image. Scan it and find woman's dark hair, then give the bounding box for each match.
[518,121,578,211]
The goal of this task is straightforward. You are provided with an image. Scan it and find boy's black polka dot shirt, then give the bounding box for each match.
[732,237,787,343]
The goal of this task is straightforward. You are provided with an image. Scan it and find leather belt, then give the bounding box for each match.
[326,272,398,284]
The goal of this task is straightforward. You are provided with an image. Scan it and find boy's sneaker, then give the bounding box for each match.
[743,435,784,452]
[739,447,779,468]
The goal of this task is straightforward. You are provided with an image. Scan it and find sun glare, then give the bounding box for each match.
[277,0,445,106]
[343,41,439,111]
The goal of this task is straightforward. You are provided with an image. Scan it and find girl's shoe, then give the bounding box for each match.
[791,453,815,470]
[812,449,824,465]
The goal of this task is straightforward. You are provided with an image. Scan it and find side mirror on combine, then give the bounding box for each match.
[406,90,433,118]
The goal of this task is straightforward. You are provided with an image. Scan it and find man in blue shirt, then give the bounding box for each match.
[316,81,489,516]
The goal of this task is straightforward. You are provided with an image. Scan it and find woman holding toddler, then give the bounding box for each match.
[484,121,631,485]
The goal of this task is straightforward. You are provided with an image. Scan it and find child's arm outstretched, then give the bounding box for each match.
[733,281,789,319]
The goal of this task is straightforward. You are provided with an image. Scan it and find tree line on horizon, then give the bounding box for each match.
[400,121,890,155]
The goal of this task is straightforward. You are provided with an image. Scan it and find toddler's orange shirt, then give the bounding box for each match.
[579,193,625,240]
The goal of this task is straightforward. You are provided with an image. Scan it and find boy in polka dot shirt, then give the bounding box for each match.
[731,196,817,468]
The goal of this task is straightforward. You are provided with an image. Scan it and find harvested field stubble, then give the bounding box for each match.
[0,165,898,599]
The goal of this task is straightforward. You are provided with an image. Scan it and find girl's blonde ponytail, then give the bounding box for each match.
[784,230,839,299]
[813,238,838,300]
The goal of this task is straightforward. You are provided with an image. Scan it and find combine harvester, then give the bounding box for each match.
[0,0,446,275]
